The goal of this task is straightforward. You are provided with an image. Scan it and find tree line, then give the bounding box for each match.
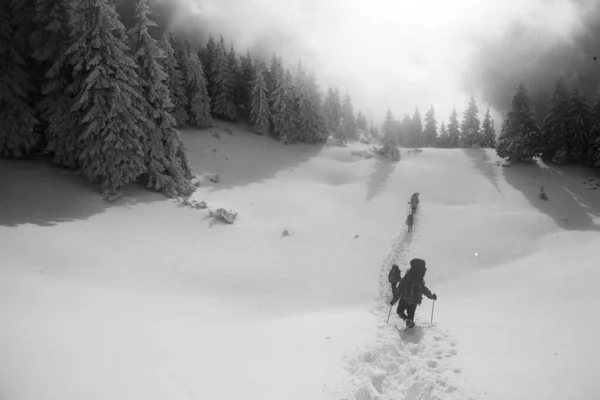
[378,96,497,150]
[0,0,371,197]
[496,79,600,168]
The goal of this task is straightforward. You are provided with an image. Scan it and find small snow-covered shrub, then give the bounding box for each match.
[101,189,123,203]
[209,208,238,224]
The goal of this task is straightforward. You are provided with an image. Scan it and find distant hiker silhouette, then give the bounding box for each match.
[406,214,414,233]
[388,264,402,294]
[390,258,437,329]
[408,192,419,214]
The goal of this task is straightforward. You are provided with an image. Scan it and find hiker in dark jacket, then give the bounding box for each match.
[388,264,402,294]
[406,214,414,232]
[390,258,437,328]
[408,192,419,214]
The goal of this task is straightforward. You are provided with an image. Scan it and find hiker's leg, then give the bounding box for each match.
[396,299,409,320]
[406,303,417,322]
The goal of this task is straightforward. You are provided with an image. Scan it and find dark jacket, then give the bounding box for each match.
[391,277,434,305]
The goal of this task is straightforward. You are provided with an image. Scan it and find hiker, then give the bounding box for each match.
[406,213,414,232]
[388,264,402,294]
[390,258,437,329]
[408,192,419,214]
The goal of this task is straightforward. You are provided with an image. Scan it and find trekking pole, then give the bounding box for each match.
[386,304,393,324]
[430,300,435,324]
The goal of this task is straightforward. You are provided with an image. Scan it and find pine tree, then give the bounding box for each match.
[211,35,237,120]
[227,43,242,107]
[270,60,296,142]
[496,83,543,162]
[160,33,189,127]
[238,50,254,111]
[437,121,448,147]
[66,0,150,191]
[0,0,38,157]
[480,108,496,148]
[129,0,193,196]
[341,94,357,140]
[323,87,342,136]
[250,62,270,135]
[398,113,411,146]
[186,50,213,128]
[589,85,600,167]
[567,87,591,164]
[202,33,218,98]
[540,77,570,162]
[409,108,423,147]
[381,109,397,146]
[422,106,437,147]
[29,0,77,165]
[294,62,324,143]
[356,111,368,131]
[460,94,481,147]
[446,108,460,148]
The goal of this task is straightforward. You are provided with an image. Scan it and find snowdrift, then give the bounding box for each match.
[1,122,599,400]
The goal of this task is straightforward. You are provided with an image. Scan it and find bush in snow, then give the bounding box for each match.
[209,208,238,224]
[539,186,549,201]
[101,189,124,203]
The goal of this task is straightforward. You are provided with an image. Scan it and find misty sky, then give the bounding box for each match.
[159,0,596,128]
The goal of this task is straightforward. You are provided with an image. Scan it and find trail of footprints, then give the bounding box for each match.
[334,211,479,400]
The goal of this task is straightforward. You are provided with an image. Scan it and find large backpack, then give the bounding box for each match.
[388,264,401,283]
[404,280,423,304]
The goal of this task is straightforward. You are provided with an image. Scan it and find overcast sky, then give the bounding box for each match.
[157,0,594,128]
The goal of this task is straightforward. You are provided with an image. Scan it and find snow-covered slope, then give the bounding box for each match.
[1,123,599,400]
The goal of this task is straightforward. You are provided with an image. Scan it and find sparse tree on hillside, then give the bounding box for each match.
[0,0,38,157]
[446,108,461,148]
[30,0,77,165]
[460,94,481,147]
[496,83,543,162]
[129,0,193,196]
[66,0,151,191]
[250,62,270,135]
[423,106,437,147]
[540,77,570,162]
[480,108,496,148]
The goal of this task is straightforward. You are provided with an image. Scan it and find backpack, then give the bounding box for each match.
[406,214,413,225]
[404,280,423,304]
[388,264,401,283]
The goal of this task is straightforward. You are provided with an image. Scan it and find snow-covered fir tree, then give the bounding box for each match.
[381,109,397,146]
[323,87,342,135]
[250,62,270,136]
[446,108,460,148]
[422,106,437,147]
[460,94,481,147]
[210,35,237,120]
[66,0,151,191]
[540,77,570,162]
[589,85,600,167]
[129,0,193,197]
[186,49,213,128]
[437,121,448,147]
[341,94,357,140]
[496,83,543,162]
[398,114,411,146]
[409,108,423,147]
[160,32,189,127]
[269,59,296,142]
[294,62,325,143]
[238,50,254,112]
[0,0,38,157]
[567,86,591,164]
[201,33,218,99]
[356,111,368,131]
[479,109,496,148]
[30,0,77,165]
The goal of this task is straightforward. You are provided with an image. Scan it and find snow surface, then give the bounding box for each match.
[1,122,600,400]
